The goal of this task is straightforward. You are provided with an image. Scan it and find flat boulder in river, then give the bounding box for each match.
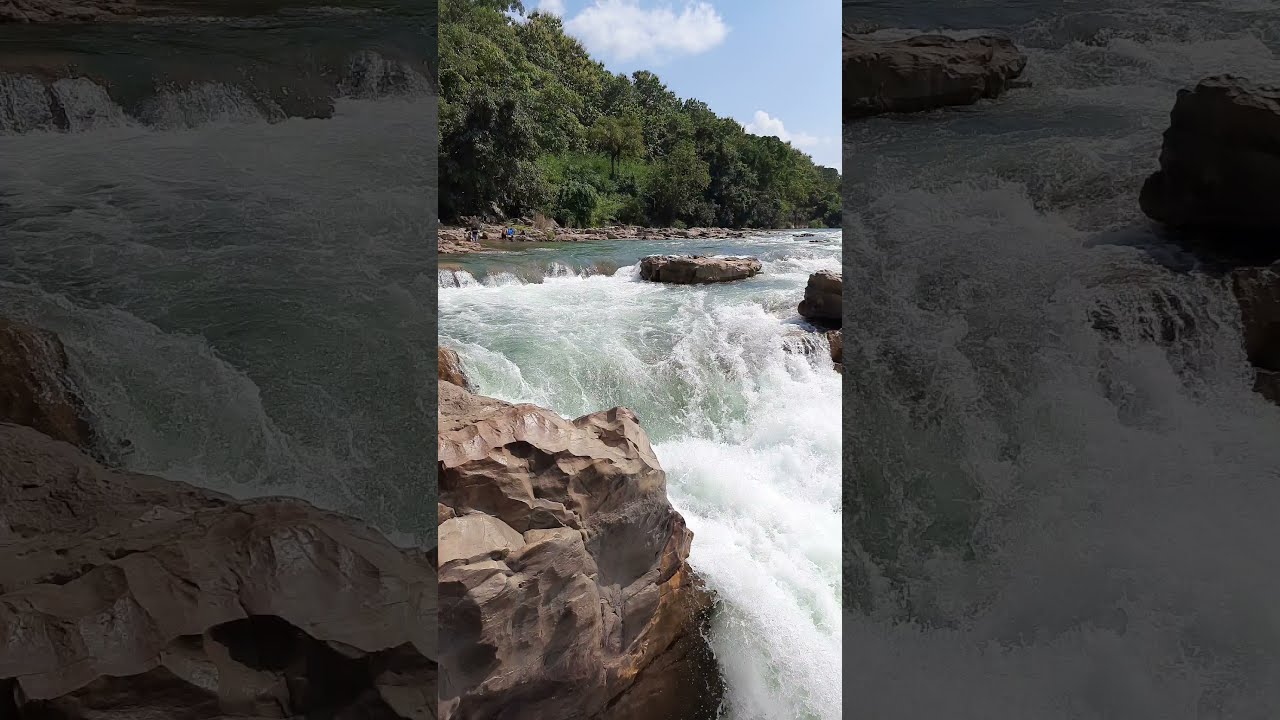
[798,270,843,326]
[843,33,1027,119]
[639,255,762,284]
[1140,76,1280,249]
[437,380,723,720]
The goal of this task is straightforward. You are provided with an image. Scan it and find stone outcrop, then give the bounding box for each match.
[438,347,471,390]
[798,270,843,326]
[1140,76,1280,254]
[843,33,1027,119]
[0,320,437,718]
[639,255,762,285]
[827,330,843,373]
[437,381,722,720]
[0,423,438,719]
[0,316,93,449]
[1231,263,1280,403]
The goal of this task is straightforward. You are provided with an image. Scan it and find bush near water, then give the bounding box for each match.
[440,0,841,229]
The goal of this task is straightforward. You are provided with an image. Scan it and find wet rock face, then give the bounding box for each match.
[843,33,1027,119]
[639,255,762,284]
[1140,75,1280,253]
[0,423,438,719]
[438,347,471,390]
[1231,263,1280,402]
[0,317,93,449]
[436,381,723,720]
[799,270,843,327]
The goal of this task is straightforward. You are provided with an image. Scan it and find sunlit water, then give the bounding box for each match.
[439,231,843,719]
[844,0,1280,717]
[0,20,436,544]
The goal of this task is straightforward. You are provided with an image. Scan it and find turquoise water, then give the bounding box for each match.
[0,19,436,543]
[440,230,843,719]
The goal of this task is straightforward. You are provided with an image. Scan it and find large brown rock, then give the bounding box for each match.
[843,33,1027,119]
[1140,76,1280,246]
[436,381,722,720]
[438,347,471,390]
[0,316,93,449]
[798,270,843,326]
[639,255,761,284]
[0,422,438,718]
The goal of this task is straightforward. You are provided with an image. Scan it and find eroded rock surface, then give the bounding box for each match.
[438,347,470,390]
[843,33,1027,119]
[437,381,722,720]
[0,423,438,719]
[639,255,761,284]
[1140,76,1280,253]
[0,318,437,718]
[799,270,843,327]
[0,316,93,449]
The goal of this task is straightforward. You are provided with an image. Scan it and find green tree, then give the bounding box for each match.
[644,140,710,226]
[555,179,599,227]
[588,115,644,179]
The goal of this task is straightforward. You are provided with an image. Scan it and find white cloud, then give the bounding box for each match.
[744,110,822,148]
[537,0,566,15]
[564,1,728,62]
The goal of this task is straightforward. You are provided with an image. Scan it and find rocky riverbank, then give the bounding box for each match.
[438,222,758,255]
[0,317,438,718]
[436,356,724,720]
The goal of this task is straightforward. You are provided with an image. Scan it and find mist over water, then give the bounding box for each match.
[845,1,1280,716]
[0,20,436,543]
[440,232,843,719]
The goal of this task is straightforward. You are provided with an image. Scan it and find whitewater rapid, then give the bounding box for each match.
[0,50,437,543]
[439,232,843,719]
[844,0,1280,716]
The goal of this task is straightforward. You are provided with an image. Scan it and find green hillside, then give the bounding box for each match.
[439,0,841,229]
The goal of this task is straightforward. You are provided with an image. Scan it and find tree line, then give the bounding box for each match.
[439,0,841,229]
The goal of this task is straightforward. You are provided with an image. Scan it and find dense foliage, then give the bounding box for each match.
[440,0,841,229]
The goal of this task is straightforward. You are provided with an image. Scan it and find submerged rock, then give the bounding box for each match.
[438,346,471,390]
[638,255,762,284]
[799,270,843,326]
[1140,76,1280,254]
[0,316,93,449]
[437,381,723,720]
[0,423,438,718]
[843,33,1027,119]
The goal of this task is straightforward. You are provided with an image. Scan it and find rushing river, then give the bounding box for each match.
[0,9,437,544]
[844,0,1280,716]
[439,230,843,719]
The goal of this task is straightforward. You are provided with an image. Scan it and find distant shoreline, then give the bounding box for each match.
[437,223,829,255]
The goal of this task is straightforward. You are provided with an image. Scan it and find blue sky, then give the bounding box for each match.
[518,0,841,170]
